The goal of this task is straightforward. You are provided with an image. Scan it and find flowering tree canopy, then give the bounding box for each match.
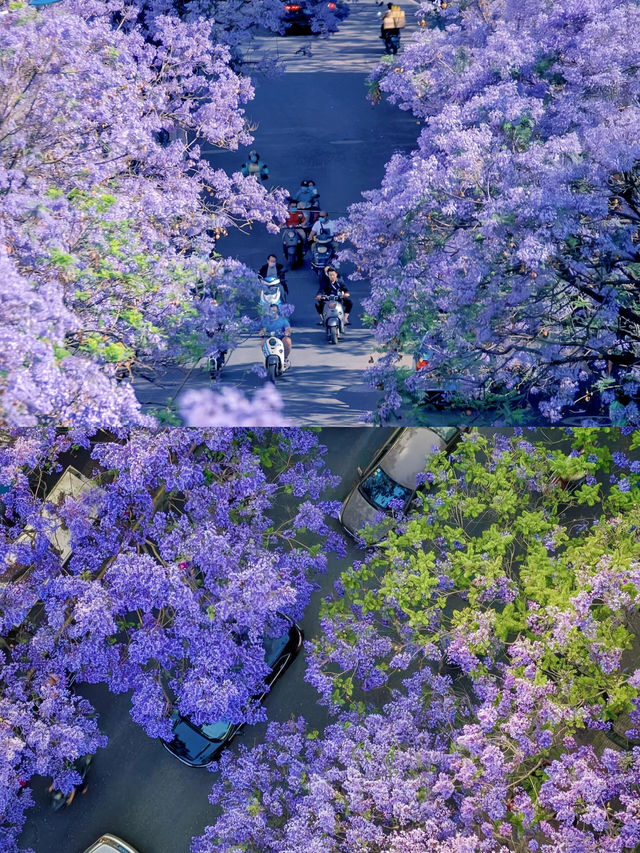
[198,428,640,853]
[0,0,290,426]
[342,0,640,425]
[0,427,341,850]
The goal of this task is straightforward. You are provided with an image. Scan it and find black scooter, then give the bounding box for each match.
[383,30,400,54]
[310,233,335,277]
[282,226,305,268]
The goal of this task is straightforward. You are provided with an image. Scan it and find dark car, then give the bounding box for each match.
[163,620,303,767]
[282,0,349,34]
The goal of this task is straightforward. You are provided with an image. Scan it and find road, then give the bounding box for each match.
[19,427,395,853]
[134,2,425,425]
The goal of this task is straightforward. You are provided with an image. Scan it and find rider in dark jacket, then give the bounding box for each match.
[259,254,289,297]
[315,267,353,324]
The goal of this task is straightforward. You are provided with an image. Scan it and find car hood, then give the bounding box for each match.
[166,718,224,766]
[341,485,386,542]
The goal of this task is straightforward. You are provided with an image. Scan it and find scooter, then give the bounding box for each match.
[282,226,305,268]
[311,233,335,277]
[383,30,400,54]
[320,294,345,345]
[259,275,285,308]
[49,755,93,811]
[206,329,228,380]
[263,335,290,383]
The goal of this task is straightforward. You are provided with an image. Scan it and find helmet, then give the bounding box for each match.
[301,178,315,187]
[249,150,259,160]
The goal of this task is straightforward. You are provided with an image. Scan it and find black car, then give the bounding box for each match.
[282,0,349,34]
[163,621,303,767]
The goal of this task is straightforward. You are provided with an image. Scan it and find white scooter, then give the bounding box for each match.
[321,295,345,345]
[263,335,290,383]
[259,275,285,309]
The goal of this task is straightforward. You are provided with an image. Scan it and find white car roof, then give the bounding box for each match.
[378,428,450,489]
[84,834,140,853]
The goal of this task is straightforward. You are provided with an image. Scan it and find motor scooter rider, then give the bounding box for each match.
[259,254,289,298]
[379,3,402,50]
[260,304,292,363]
[286,200,308,230]
[293,179,320,208]
[241,150,269,181]
[315,267,353,325]
[309,211,336,243]
[203,295,230,374]
[318,263,334,288]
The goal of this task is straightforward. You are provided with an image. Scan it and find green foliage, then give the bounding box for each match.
[318,428,640,736]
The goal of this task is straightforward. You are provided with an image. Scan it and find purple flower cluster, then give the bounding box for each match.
[0,0,293,425]
[0,427,340,849]
[198,429,640,853]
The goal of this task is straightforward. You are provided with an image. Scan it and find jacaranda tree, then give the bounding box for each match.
[197,428,640,852]
[341,0,640,425]
[0,427,342,851]
[0,0,289,426]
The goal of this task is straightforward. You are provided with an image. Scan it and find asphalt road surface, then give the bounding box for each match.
[134,2,425,425]
[19,428,395,853]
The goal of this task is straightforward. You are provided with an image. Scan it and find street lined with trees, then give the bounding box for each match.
[342,0,640,424]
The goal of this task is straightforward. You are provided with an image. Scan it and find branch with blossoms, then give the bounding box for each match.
[194,430,640,853]
[0,1,288,425]
[0,427,342,851]
[344,0,640,424]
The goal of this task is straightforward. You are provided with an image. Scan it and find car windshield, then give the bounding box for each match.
[200,720,233,740]
[359,467,413,511]
[263,631,289,667]
[430,426,458,443]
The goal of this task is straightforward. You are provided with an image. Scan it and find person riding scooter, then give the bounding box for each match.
[379,2,404,54]
[315,267,352,325]
[241,150,269,181]
[292,179,320,209]
[259,255,289,299]
[260,304,292,365]
[309,211,336,242]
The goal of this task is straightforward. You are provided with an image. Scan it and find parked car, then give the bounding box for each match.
[82,835,141,853]
[282,0,349,34]
[2,465,97,586]
[339,427,464,543]
[163,619,303,767]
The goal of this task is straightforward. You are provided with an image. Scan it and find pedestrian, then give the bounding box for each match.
[258,254,289,298]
